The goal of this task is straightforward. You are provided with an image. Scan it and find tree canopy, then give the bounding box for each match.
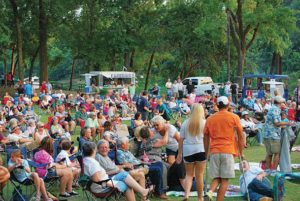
[0,0,299,89]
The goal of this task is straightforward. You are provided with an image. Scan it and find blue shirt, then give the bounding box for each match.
[24,84,33,95]
[8,159,30,182]
[240,166,263,194]
[264,105,282,140]
[117,149,141,165]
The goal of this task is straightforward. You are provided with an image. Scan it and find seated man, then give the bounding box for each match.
[75,105,88,128]
[117,137,167,199]
[82,141,152,201]
[84,112,100,139]
[79,128,92,151]
[96,140,147,190]
[240,160,273,201]
[55,105,76,135]
[8,126,33,146]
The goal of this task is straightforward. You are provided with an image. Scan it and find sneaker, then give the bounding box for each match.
[206,191,213,201]
[59,192,71,198]
[68,191,79,196]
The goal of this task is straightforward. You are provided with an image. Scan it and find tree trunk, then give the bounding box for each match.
[129,49,135,69]
[10,0,24,81]
[111,51,116,71]
[39,0,48,83]
[236,48,246,85]
[10,46,15,75]
[270,52,282,74]
[69,58,75,90]
[3,59,7,86]
[29,45,40,81]
[124,52,130,69]
[144,51,155,90]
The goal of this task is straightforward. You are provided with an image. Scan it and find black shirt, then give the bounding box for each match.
[136,96,148,113]
[186,84,194,94]
[230,84,237,94]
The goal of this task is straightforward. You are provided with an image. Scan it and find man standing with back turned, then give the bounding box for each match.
[204,96,244,201]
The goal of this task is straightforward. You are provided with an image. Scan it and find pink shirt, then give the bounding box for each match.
[33,149,53,178]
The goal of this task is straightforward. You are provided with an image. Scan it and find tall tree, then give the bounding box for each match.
[39,0,48,83]
[10,0,25,81]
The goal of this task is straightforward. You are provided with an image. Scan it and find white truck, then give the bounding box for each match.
[182,76,217,96]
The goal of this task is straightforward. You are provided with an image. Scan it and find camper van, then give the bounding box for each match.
[182,77,215,95]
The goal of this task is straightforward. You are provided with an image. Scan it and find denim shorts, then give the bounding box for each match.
[111,171,129,192]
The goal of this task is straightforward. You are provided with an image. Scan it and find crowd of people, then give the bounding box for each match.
[0,77,299,201]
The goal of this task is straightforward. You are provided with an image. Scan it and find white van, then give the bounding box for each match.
[182,77,216,95]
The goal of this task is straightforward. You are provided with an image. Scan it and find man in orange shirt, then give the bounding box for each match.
[204,96,244,201]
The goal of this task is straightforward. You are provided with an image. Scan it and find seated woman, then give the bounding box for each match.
[82,141,153,201]
[138,126,168,162]
[134,112,145,128]
[34,122,50,145]
[151,115,179,164]
[240,111,262,146]
[8,150,53,201]
[50,117,64,139]
[103,121,118,148]
[117,137,167,199]
[41,96,50,113]
[34,136,78,199]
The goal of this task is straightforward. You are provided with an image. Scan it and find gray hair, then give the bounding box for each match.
[117,136,129,147]
[82,141,96,157]
[151,115,165,125]
[97,139,109,148]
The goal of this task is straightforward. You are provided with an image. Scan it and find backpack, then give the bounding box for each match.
[12,186,29,201]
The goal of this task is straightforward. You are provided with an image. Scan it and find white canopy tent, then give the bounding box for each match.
[82,71,136,88]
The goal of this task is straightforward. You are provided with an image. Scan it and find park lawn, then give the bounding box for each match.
[2,109,300,201]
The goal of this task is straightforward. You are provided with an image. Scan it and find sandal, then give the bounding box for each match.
[142,185,154,201]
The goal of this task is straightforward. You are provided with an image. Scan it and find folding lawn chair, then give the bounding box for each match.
[78,175,125,201]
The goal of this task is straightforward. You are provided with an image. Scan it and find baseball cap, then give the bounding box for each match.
[217,96,229,105]
[274,96,285,103]
[242,111,249,116]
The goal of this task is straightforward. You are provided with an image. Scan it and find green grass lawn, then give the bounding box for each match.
[1,109,300,201]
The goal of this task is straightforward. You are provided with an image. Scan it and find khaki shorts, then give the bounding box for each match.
[209,153,235,179]
[264,139,281,155]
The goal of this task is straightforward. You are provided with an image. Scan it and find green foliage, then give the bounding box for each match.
[0,0,299,89]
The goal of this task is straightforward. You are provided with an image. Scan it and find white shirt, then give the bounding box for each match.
[83,157,109,180]
[56,150,71,166]
[7,133,22,142]
[153,125,178,152]
[165,82,172,89]
[264,103,272,111]
[168,101,177,109]
[225,84,231,94]
[180,119,205,156]
[178,82,184,91]
[240,119,257,130]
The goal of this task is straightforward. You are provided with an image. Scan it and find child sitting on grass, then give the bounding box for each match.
[8,150,53,201]
[239,160,273,201]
